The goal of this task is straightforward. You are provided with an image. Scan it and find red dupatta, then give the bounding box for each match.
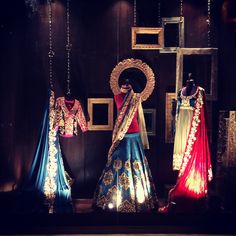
[170,87,213,201]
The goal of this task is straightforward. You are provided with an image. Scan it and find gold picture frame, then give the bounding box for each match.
[165,93,176,143]
[88,98,114,131]
[110,58,155,101]
[131,27,164,50]
[143,109,156,136]
[176,48,218,100]
[160,17,184,53]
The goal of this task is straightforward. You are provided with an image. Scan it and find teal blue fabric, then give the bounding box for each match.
[93,133,158,212]
[24,94,72,213]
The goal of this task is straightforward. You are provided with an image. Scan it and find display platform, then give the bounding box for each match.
[0,193,235,235]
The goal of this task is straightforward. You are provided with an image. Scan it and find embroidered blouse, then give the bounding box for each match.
[114,93,139,133]
[54,97,88,137]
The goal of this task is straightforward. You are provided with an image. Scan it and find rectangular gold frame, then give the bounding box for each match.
[165,93,176,143]
[131,27,164,50]
[143,109,156,136]
[160,17,184,53]
[176,48,218,100]
[88,98,114,131]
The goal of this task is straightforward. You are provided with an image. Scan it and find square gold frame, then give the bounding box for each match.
[88,98,114,131]
[143,109,156,136]
[131,27,164,50]
[176,48,218,100]
[165,93,176,143]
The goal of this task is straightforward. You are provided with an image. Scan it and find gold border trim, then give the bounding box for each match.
[88,98,114,131]
[131,27,164,50]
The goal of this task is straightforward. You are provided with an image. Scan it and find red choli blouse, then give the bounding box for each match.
[114,93,139,133]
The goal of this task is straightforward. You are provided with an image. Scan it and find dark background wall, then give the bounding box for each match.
[0,0,235,199]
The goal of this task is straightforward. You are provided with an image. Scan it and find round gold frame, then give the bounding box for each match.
[110,58,155,101]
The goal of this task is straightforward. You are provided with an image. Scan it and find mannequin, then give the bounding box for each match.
[93,78,158,212]
[181,73,197,96]
[159,74,212,213]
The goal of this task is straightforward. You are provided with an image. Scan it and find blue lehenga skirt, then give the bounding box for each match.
[93,132,158,212]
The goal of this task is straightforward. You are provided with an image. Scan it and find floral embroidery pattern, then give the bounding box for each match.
[124,160,131,170]
[103,170,114,186]
[113,158,122,171]
[119,172,130,190]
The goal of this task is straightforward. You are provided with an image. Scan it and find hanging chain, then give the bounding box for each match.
[180,0,183,22]
[179,0,184,47]
[207,0,211,47]
[48,0,55,90]
[66,0,72,95]
[157,0,161,27]
[133,0,137,26]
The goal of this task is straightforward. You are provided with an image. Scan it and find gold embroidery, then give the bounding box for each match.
[106,155,112,167]
[118,199,136,212]
[133,160,141,171]
[54,97,87,136]
[96,195,107,208]
[113,158,122,171]
[124,160,131,170]
[44,91,58,213]
[103,170,114,186]
[119,172,130,190]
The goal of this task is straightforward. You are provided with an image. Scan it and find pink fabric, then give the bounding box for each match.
[169,89,212,201]
[114,93,139,133]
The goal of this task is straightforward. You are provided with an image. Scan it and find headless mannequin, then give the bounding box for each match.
[182,73,197,96]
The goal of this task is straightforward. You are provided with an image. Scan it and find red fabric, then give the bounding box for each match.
[114,93,139,133]
[169,91,212,204]
[159,91,212,212]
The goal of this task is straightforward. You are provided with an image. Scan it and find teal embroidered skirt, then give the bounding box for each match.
[93,132,158,212]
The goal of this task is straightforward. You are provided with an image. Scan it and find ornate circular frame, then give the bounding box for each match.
[110,58,155,101]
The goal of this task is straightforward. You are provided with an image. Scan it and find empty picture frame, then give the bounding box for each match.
[176,48,218,100]
[143,109,156,136]
[160,17,184,53]
[88,98,114,131]
[131,27,164,50]
[165,93,176,143]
